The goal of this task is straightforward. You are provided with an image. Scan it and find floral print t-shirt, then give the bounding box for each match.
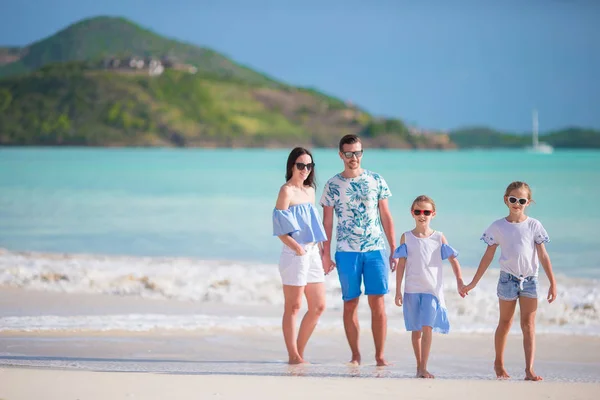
[320,170,391,252]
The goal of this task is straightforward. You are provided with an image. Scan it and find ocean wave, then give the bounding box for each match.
[1,313,598,336]
[1,249,599,334]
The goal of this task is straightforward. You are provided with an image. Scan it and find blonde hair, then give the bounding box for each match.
[411,195,436,211]
[504,181,533,200]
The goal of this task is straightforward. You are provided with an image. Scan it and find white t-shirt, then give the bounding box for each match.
[481,217,550,278]
[403,230,447,308]
[320,170,391,252]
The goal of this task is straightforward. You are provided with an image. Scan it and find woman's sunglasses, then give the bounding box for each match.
[508,196,528,205]
[413,209,433,216]
[295,162,315,171]
[342,150,364,159]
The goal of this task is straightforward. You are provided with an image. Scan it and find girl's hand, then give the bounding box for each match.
[395,293,403,307]
[547,284,557,303]
[295,246,306,256]
[462,282,476,296]
[457,282,467,298]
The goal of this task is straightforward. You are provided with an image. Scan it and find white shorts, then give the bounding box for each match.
[278,243,325,286]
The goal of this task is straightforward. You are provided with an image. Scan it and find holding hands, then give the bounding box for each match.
[456,279,468,298]
[389,255,398,272]
[458,281,477,298]
[460,281,476,297]
[321,252,336,275]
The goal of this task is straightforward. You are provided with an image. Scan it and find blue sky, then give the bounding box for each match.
[1,0,599,132]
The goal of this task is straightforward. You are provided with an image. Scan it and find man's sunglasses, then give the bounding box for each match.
[413,209,433,216]
[508,196,528,205]
[342,150,364,159]
[295,162,315,171]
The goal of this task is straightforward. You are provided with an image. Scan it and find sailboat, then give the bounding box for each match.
[527,109,554,154]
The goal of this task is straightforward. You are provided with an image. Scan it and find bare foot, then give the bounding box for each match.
[494,362,510,379]
[288,356,305,365]
[417,369,435,379]
[525,370,543,381]
[376,358,390,367]
[347,354,361,366]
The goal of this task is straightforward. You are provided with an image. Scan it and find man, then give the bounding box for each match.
[320,134,397,366]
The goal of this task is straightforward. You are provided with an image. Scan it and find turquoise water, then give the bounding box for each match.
[1,148,598,277]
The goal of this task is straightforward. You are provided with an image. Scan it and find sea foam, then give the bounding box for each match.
[1,249,598,335]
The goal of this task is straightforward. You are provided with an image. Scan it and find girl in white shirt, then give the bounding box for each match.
[394,195,466,379]
[464,181,557,381]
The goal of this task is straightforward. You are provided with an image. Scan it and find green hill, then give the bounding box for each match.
[449,126,600,149]
[449,127,529,148]
[0,16,457,149]
[0,16,279,87]
[4,16,593,149]
[543,127,600,148]
[0,61,450,148]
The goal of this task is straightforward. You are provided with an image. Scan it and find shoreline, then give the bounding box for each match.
[1,288,599,394]
[1,285,598,337]
[2,325,599,382]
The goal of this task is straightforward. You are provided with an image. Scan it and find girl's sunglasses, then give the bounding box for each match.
[413,209,433,216]
[508,196,528,205]
[295,162,315,171]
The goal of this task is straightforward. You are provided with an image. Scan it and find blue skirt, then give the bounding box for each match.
[403,292,450,334]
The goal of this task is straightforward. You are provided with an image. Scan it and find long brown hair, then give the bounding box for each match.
[285,147,316,189]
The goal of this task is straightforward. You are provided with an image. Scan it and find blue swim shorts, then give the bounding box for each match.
[497,271,538,301]
[335,250,388,301]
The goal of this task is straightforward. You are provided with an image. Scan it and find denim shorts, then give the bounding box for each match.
[335,250,389,301]
[497,271,538,301]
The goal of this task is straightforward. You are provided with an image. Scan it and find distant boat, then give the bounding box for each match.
[527,109,554,154]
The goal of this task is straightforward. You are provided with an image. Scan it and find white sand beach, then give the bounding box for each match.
[1,287,600,399]
[0,368,600,400]
[0,367,598,400]
[1,251,599,399]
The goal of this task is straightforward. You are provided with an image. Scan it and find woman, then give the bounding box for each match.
[273,147,327,364]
